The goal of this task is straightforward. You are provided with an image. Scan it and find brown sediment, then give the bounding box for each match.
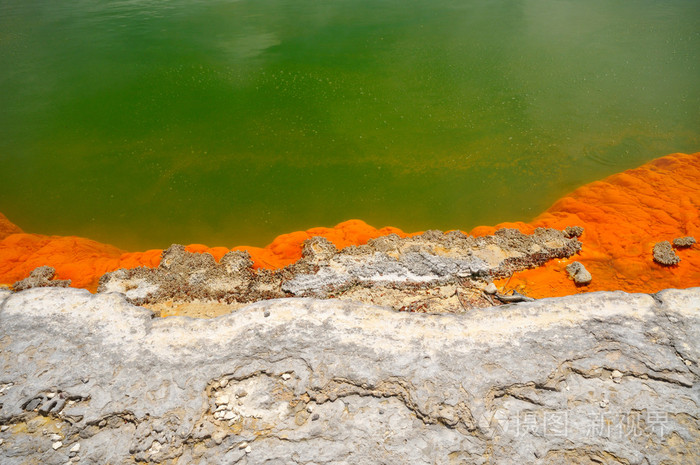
[0,152,698,299]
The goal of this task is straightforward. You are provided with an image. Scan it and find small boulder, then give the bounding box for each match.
[672,236,696,248]
[565,261,592,285]
[483,283,498,295]
[653,241,680,266]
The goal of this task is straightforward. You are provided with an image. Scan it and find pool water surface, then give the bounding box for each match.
[1,0,698,249]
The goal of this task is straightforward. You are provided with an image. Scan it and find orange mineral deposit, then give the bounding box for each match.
[0,152,698,296]
[484,152,700,297]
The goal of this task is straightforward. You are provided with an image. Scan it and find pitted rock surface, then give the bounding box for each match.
[653,241,681,266]
[1,287,698,464]
[673,236,696,248]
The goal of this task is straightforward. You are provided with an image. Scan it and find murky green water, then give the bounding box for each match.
[1,0,698,249]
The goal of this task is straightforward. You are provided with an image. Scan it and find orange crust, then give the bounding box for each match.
[483,153,700,297]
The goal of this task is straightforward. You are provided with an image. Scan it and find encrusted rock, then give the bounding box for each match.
[673,236,696,248]
[565,261,592,285]
[97,246,258,305]
[563,225,584,238]
[12,266,71,291]
[97,227,582,313]
[483,283,498,295]
[653,241,681,265]
[219,250,254,274]
[301,236,338,263]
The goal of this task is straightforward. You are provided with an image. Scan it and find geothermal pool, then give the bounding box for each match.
[1,0,698,250]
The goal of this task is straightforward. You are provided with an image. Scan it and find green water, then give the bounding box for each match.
[1,0,698,250]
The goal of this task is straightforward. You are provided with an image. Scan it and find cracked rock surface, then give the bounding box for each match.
[1,287,698,464]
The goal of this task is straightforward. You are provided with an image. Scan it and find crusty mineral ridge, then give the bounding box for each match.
[0,287,698,464]
[97,228,581,313]
[12,266,71,291]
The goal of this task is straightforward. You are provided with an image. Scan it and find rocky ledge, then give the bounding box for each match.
[0,286,698,464]
[96,227,582,315]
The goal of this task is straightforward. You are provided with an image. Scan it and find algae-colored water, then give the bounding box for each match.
[1,0,698,250]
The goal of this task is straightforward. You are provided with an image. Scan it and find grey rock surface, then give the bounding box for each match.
[1,287,698,464]
[565,261,592,285]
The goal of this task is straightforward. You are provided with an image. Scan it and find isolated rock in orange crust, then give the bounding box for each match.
[0,152,698,295]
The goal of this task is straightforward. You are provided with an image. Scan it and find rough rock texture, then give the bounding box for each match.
[97,228,581,314]
[565,261,592,285]
[1,287,698,464]
[563,225,584,238]
[12,266,71,291]
[673,236,696,248]
[653,241,681,266]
